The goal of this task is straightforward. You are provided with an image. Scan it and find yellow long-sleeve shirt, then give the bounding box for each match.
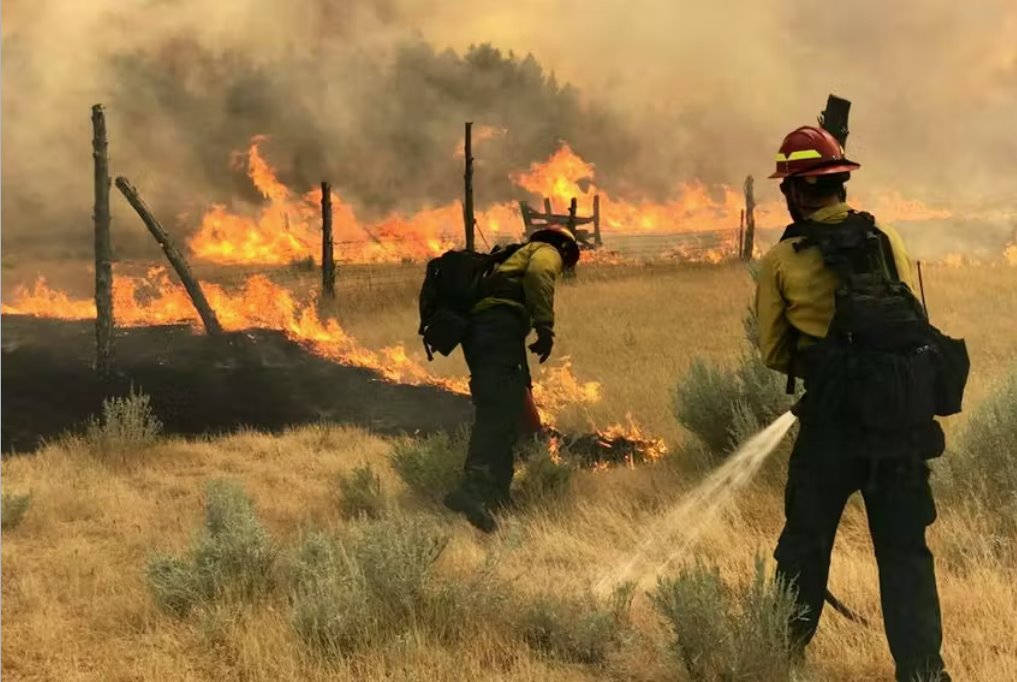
[755,203,919,373]
[472,241,563,328]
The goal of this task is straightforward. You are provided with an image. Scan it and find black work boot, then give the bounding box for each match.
[443,487,497,533]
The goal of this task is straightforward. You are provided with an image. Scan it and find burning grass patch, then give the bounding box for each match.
[147,480,277,617]
[650,557,803,681]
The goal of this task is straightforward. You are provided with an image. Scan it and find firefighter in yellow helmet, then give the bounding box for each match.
[443,226,580,532]
[756,125,954,682]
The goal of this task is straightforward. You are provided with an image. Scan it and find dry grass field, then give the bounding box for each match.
[2,260,1016,681]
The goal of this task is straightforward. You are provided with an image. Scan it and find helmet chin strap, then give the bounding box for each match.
[780,180,806,223]
[781,178,840,222]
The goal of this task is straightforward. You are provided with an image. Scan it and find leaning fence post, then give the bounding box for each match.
[115,176,223,335]
[742,175,756,261]
[92,104,114,377]
[321,181,336,299]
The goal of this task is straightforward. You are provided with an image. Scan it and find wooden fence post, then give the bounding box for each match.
[543,198,553,217]
[115,176,223,335]
[567,197,578,233]
[463,122,475,251]
[738,209,745,259]
[91,104,114,377]
[742,175,756,261]
[592,194,602,247]
[321,181,336,299]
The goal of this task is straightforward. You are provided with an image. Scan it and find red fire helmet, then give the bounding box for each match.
[769,125,861,179]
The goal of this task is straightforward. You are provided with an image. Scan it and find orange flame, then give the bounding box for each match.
[187,137,970,267]
[512,143,784,235]
[0,271,613,420]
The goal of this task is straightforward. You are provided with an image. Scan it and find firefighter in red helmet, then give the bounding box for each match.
[756,125,953,682]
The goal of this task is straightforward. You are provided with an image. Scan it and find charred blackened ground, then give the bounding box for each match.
[1,316,473,453]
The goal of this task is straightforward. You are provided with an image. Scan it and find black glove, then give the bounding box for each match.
[528,325,554,363]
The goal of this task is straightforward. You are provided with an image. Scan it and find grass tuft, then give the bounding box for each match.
[389,429,465,502]
[147,480,276,617]
[517,586,631,664]
[651,556,803,681]
[336,464,386,520]
[84,388,163,459]
[1,493,32,531]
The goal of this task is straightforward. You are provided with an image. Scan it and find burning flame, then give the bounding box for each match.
[513,143,784,236]
[188,138,465,265]
[186,136,971,267]
[0,270,615,422]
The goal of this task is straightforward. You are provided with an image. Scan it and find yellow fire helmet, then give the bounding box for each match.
[528,226,581,267]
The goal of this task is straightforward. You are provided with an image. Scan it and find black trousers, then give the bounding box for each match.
[460,307,530,502]
[775,422,948,682]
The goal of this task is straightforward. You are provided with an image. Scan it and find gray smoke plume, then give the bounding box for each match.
[3,0,1016,257]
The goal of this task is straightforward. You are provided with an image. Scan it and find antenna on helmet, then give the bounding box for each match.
[819,94,851,148]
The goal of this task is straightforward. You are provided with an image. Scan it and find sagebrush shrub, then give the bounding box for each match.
[651,557,803,681]
[1,493,31,531]
[517,586,632,664]
[951,367,1017,503]
[85,388,163,458]
[288,517,456,659]
[514,443,573,508]
[289,532,374,657]
[672,358,743,454]
[941,366,1017,543]
[336,464,386,520]
[389,429,465,501]
[672,273,793,460]
[147,480,276,616]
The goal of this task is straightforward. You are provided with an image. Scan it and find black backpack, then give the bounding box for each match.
[782,212,969,433]
[418,244,523,360]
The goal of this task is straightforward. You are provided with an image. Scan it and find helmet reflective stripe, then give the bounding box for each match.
[775,149,824,162]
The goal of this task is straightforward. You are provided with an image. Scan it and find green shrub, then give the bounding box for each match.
[289,532,374,657]
[672,358,743,454]
[85,388,163,458]
[514,443,573,508]
[147,480,276,616]
[1,493,31,531]
[288,517,458,659]
[147,555,203,617]
[353,517,449,619]
[336,464,386,520]
[941,367,1017,544]
[651,557,803,681]
[951,367,1017,504]
[517,586,632,664]
[672,274,792,461]
[389,430,466,502]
